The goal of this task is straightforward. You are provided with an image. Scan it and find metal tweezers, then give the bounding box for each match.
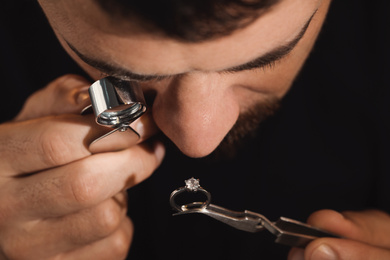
[170,178,339,248]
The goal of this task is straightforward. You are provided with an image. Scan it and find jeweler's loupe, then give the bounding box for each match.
[81,77,147,153]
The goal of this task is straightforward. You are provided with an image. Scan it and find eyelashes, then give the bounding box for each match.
[103,61,279,84]
[103,73,174,84]
[99,50,288,83]
[219,59,280,76]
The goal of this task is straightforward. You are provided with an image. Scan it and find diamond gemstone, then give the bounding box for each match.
[185,177,200,191]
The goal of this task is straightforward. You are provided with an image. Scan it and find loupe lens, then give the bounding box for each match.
[89,77,146,127]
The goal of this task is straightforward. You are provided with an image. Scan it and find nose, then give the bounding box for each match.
[150,73,240,158]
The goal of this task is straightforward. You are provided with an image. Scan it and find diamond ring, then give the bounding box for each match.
[170,177,211,212]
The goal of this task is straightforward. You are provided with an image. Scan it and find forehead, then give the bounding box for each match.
[41,0,322,75]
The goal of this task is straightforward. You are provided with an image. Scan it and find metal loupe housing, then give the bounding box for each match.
[89,77,146,128]
[81,77,147,153]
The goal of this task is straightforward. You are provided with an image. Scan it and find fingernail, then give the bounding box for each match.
[154,141,165,162]
[131,113,159,139]
[76,88,90,105]
[289,249,305,260]
[133,119,145,137]
[311,244,337,260]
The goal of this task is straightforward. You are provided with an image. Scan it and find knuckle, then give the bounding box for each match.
[59,76,89,102]
[110,225,132,259]
[131,149,155,177]
[2,239,29,260]
[49,74,86,91]
[39,125,73,167]
[68,167,100,206]
[68,203,122,246]
[93,202,122,237]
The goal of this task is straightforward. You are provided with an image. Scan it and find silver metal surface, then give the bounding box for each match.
[88,77,146,127]
[173,204,264,233]
[170,177,211,212]
[81,77,147,152]
[88,125,140,154]
[170,188,211,212]
[170,178,340,248]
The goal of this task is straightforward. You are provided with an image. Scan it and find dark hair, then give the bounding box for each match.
[94,0,280,42]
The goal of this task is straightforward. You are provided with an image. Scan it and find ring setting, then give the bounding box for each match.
[170,177,211,212]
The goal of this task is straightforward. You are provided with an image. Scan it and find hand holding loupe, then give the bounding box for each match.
[81,77,147,153]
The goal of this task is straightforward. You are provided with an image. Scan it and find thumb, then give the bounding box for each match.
[15,74,91,121]
[288,209,390,260]
[302,236,390,260]
[307,209,390,247]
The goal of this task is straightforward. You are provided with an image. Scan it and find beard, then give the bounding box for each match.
[160,96,281,161]
[206,96,281,160]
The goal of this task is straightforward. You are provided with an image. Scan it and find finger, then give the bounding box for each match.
[12,141,165,217]
[288,248,305,260]
[0,115,93,176]
[307,209,390,248]
[0,193,127,259]
[130,110,160,143]
[62,217,133,260]
[0,112,159,176]
[57,191,128,247]
[15,74,91,121]
[303,237,390,260]
[41,192,127,255]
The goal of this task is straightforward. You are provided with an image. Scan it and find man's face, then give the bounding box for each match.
[39,0,330,158]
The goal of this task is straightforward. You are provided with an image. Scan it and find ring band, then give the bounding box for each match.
[170,178,211,212]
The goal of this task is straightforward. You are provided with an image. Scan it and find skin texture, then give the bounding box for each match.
[1,0,389,259]
[39,0,327,158]
[0,74,164,259]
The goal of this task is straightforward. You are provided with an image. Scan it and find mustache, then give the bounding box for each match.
[206,96,281,161]
[159,96,281,161]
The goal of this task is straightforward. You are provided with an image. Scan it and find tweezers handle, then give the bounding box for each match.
[268,216,340,248]
[169,178,340,248]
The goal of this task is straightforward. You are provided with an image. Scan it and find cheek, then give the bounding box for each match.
[231,67,299,111]
[232,11,327,101]
[232,49,315,105]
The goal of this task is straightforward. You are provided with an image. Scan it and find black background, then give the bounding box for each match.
[1,1,390,259]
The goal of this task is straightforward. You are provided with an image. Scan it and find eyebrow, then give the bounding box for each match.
[66,9,318,82]
[224,10,316,73]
